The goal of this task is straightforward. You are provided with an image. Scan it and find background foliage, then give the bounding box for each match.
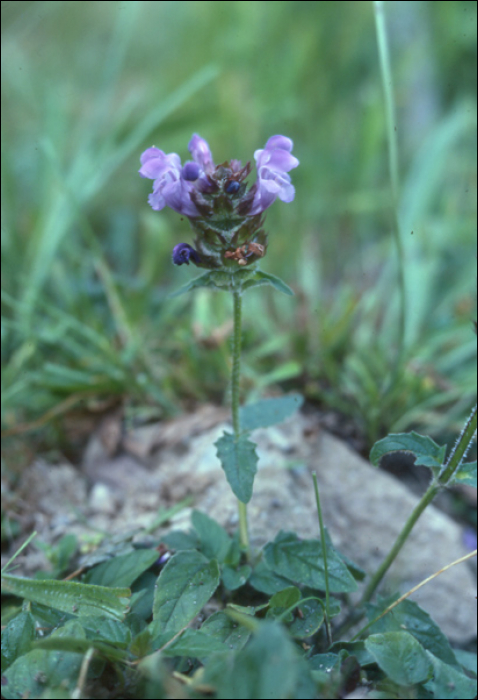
[1,0,477,456]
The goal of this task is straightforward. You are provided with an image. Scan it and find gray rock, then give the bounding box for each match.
[154,413,477,644]
[8,409,476,645]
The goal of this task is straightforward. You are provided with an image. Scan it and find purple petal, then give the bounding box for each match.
[188,134,214,171]
[249,134,299,214]
[139,148,181,179]
[182,161,201,181]
[139,146,200,215]
[254,147,299,173]
[263,135,294,152]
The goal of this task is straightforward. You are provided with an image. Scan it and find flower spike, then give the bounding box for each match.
[139,134,299,269]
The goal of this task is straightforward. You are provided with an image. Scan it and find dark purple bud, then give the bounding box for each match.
[172,243,201,266]
[182,161,201,181]
[225,179,240,194]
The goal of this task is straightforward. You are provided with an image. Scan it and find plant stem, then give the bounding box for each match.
[360,480,439,604]
[312,472,332,646]
[231,290,249,555]
[361,403,477,604]
[438,403,477,484]
[373,0,406,357]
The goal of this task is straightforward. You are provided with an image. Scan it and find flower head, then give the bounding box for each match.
[139,134,298,269]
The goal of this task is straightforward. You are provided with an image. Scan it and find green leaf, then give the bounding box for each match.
[240,393,304,431]
[1,574,130,620]
[1,611,36,673]
[215,431,258,503]
[169,269,294,298]
[425,652,477,699]
[151,550,220,640]
[168,271,225,298]
[242,270,294,296]
[160,530,199,551]
[33,635,129,662]
[288,598,324,639]
[191,510,231,562]
[370,432,447,469]
[200,611,251,651]
[80,616,132,649]
[213,621,303,699]
[454,649,477,677]
[221,564,252,590]
[450,460,477,488]
[269,586,301,610]
[267,585,301,623]
[365,597,457,665]
[329,640,375,667]
[2,622,85,699]
[130,570,157,620]
[249,559,293,595]
[84,548,160,587]
[161,629,226,658]
[264,531,358,593]
[365,631,433,686]
[309,652,340,672]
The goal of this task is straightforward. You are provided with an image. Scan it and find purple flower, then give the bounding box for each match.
[172,243,201,266]
[188,133,214,172]
[139,147,200,216]
[139,134,298,269]
[249,135,299,215]
[139,135,219,216]
[139,133,299,219]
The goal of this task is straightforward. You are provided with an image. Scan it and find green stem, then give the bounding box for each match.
[312,472,332,646]
[373,0,406,357]
[438,404,477,484]
[361,403,477,604]
[232,290,249,556]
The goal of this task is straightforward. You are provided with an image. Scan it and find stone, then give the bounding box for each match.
[6,408,476,645]
[152,412,477,644]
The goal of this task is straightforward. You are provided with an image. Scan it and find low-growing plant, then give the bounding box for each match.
[1,6,476,698]
[2,128,476,700]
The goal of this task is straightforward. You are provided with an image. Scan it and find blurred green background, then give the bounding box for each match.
[1,0,476,460]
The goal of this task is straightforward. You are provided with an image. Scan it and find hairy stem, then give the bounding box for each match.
[232,290,249,555]
[361,403,477,604]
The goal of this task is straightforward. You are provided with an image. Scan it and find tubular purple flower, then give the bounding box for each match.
[249,135,299,215]
[172,243,202,266]
[188,134,215,172]
[139,147,200,216]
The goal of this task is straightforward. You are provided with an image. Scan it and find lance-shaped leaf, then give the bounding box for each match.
[215,431,258,503]
[240,393,304,431]
[242,270,294,296]
[1,574,130,620]
[169,268,257,297]
[168,270,224,297]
